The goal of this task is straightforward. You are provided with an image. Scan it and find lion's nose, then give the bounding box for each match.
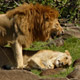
[61,30,64,35]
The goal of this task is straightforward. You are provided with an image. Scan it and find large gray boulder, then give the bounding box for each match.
[0,70,40,80]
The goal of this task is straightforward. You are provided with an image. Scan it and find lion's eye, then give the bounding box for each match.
[65,57,68,59]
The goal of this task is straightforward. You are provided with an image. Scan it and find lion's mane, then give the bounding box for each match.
[6,3,59,48]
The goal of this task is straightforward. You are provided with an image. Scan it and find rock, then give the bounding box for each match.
[73,58,80,67]
[67,67,80,79]
[0,69,69,80]
[39,78,68,80]
[59,19,75,27]
[0,70,40,80]
[47,37,64,47]
[40,68,66,76]
[53,37,64,47]
[69,78,80,80]
[63,27,80,39]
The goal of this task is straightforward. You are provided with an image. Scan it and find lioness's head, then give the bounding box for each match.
[54,50,72,68]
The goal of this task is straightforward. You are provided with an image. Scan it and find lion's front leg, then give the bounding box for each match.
[11,40,24,68]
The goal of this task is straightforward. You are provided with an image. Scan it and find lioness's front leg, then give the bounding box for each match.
[11,40,24,68]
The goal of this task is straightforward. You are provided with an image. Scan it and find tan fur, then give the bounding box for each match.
[0,3,63,68]
[0,14,14,45]
[27,50,72,70]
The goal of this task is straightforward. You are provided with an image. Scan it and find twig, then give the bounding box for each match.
[13,0,20,6]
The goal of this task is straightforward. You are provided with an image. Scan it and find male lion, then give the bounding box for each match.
[0,3,63,68]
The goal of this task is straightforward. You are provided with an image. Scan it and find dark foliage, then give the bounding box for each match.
[0,0,80,24]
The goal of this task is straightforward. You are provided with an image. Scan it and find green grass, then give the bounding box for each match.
[26,37,80,78]
[5,37,80,78]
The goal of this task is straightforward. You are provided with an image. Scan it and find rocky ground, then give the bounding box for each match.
[0,58,80,80]
[0,46,80,80]
[0,20,80,80]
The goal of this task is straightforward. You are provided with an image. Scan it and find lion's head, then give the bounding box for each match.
[32,4,64,41]
[6,3,63,47]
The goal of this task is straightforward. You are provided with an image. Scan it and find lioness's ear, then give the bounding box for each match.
[65,50,70,55]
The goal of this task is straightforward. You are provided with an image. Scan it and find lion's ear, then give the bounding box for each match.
[65,50,70,55]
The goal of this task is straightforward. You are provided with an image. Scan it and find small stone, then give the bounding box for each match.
[67,67,80,79]
[73,58,80,67]
[40,68,66,76]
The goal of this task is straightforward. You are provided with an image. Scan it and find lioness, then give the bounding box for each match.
[27,50,72,70]
[0,3,63,68]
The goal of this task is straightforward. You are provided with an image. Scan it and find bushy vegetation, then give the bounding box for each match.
[0,0,80,24]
